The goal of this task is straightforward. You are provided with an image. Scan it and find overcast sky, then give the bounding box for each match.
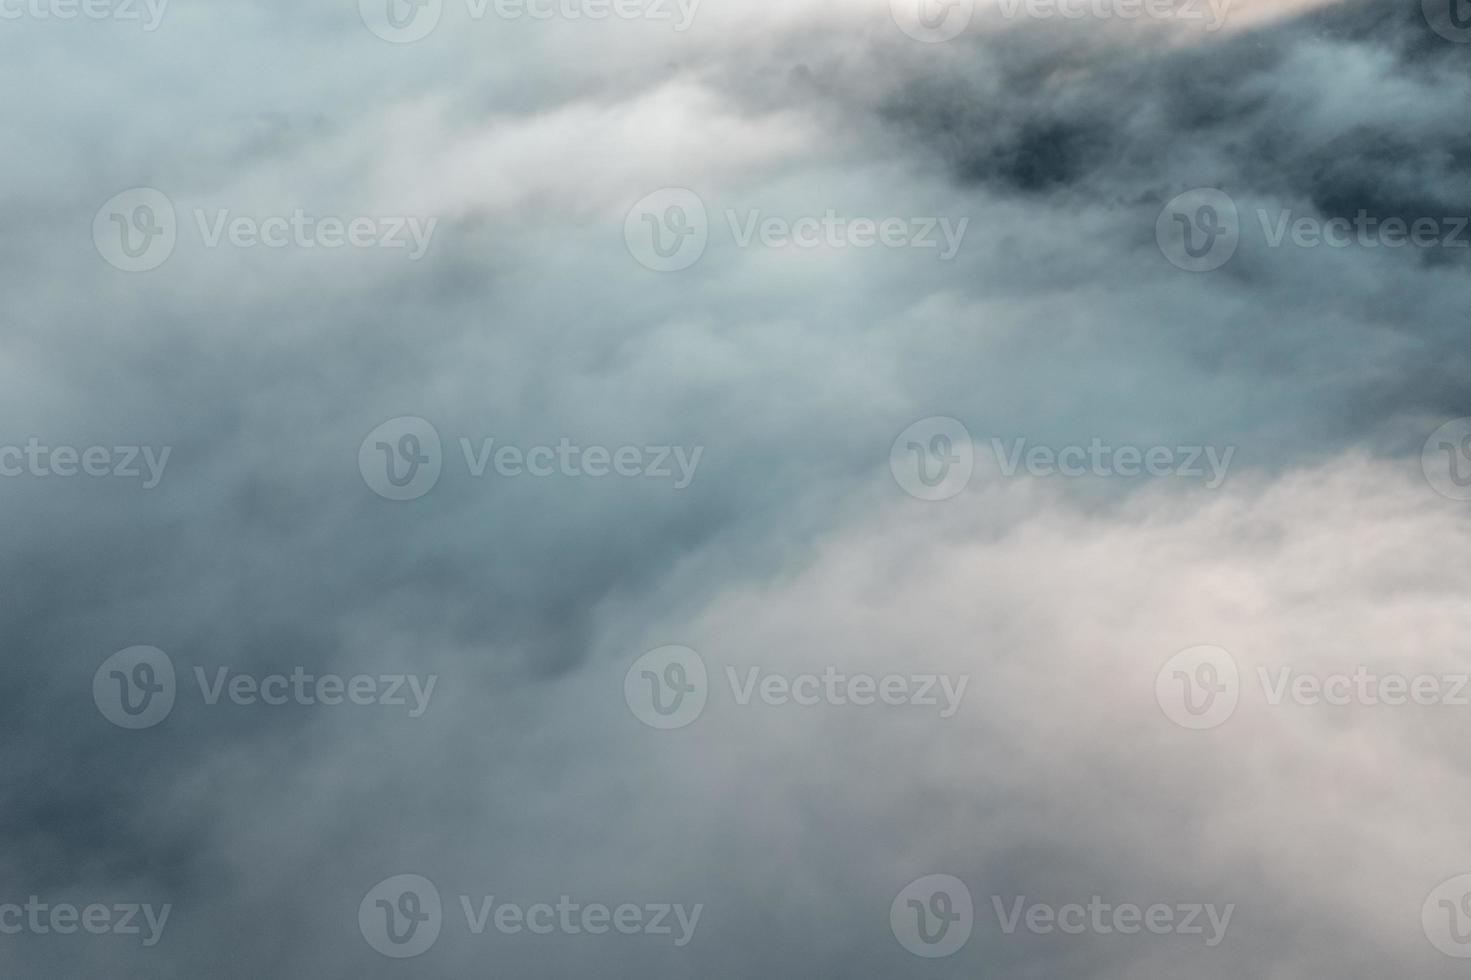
[3,0,1471,976]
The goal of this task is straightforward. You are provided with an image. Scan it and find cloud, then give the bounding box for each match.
[1,0,1468,975]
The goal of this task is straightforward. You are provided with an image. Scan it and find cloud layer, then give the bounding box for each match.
[1,0,1468,976]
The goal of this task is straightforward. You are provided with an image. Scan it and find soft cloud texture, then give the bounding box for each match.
[0,0,1467,975]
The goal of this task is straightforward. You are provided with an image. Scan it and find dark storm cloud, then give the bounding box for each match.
[877,1,1470,204]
